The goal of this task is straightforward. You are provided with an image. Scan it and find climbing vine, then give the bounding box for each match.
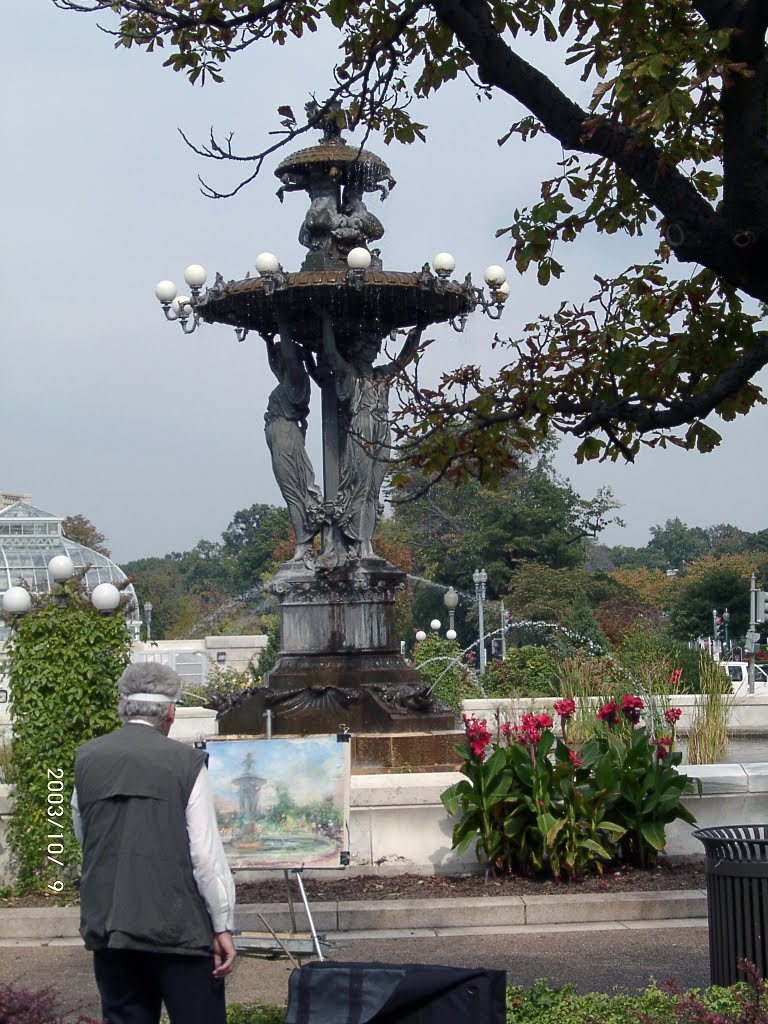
[2,578,131,892]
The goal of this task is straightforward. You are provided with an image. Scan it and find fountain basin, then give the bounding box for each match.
[196,270,474,342]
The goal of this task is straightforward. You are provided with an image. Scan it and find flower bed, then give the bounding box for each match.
[442,694,699,877]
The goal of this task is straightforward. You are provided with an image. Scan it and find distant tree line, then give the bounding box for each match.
[67,444,767,650]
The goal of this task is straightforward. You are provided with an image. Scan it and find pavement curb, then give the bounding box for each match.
[0,890,708,941]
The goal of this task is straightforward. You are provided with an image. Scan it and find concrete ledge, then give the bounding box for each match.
[0,905,80,940]
[0,890,706,942]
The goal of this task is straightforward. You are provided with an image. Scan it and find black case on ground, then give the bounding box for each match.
[283,960,507,1024]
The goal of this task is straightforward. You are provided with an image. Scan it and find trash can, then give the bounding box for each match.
[694,825,768,985]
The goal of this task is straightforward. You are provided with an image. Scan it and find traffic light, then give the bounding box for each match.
[491,638,503,659]
[715,617,724,642]
[757,590,767,623]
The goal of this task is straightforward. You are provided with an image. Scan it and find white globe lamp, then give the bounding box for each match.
[48,555,76,582]
[432,252,456,276]
[415,630,427,643]
[446,629,457,641]
[255,252,280,275]
[347,247,372,270]
[3,587,31,614]
[484,265,507,288]
[495,281,511,301]
[430,619,442,632]
[171,295,192,317]
[91,583,121,612]
[183,264,207,289]
[154,280,177,303]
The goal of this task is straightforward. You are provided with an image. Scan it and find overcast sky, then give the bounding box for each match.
[2,0,765,568]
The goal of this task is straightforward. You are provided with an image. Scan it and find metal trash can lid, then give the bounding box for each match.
[694,825,768,861]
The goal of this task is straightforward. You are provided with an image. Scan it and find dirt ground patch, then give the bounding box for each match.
[1,856,706,908]
[234,856,706,904]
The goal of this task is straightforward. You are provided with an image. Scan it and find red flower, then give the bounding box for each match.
[621,694,644,726]
[554,698,576,719]
[597,700,620,728]
[462,715,492,762]
[669,668,683,685]
[569,749,583,767]
[664,708,682,725]
[652,736,673,759]
[511,711,548,750]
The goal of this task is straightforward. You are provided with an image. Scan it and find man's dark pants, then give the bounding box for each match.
[93,949,226,1024]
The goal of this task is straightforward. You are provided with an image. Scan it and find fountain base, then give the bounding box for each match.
[217,558,455,737]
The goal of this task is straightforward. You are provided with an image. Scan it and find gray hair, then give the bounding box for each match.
[118,662,182,725]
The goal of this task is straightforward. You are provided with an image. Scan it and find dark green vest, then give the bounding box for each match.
[74,723,214,956]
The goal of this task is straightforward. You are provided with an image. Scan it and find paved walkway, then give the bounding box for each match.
[0,893,712,1022]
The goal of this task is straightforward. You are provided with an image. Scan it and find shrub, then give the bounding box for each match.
[505,975,753,1024]
[0,980,99,1024]
[484,646,559,698]
[2,577,131,892]
[442,695,698,877]
[413,632,469,716]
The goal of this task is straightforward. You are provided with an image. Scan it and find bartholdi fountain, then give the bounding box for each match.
[154,104,508,760]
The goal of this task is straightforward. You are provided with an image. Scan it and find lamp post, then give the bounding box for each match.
[473,568,488,675]
[144,601,153,643]
[443,586,459,641]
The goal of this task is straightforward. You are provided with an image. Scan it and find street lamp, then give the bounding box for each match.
[443,587,459,641]
[3,559,122,616]
[144,601,153,642]
[473,568,488,675]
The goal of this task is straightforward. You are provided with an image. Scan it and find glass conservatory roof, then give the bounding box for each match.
[0,501,140,633]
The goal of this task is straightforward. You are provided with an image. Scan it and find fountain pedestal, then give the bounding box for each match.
[217,558,456,739]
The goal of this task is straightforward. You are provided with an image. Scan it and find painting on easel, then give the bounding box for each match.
[205,736,350,870]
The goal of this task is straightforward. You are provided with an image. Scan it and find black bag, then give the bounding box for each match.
[284,960,507,1024]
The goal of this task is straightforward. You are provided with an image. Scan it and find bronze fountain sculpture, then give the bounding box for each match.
[154,104,509,741]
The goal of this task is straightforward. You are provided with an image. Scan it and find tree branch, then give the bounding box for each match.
[433,0,768,300]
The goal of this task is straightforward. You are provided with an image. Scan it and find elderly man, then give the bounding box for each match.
[71,662,236,1024]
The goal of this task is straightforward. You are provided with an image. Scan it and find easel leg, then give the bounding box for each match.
[294,870,324,961]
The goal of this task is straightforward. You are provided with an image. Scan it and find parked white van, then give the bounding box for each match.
[723,661,768,694]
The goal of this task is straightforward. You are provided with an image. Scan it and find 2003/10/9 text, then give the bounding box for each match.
[46,767,66,892]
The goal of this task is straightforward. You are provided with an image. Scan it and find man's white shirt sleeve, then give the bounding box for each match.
[186,766,236,933]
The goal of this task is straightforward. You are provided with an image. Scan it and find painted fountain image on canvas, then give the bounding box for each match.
[206,736,350,869]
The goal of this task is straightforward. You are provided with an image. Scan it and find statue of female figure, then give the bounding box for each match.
[264,319,323,561]
[321,315,426,560]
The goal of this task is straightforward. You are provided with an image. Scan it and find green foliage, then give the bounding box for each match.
[564,598,610,655]
[442,704,697,877]
[504,976,753,1024]
[687,654,732,765]
[225,1003,286,1024]
[667,564,755,640]
[52,0,768,478]
[3,579,131,891]
[122,503,288,639]
[484,646,559,698]
[391,460,621,600]
[61,513,111,558]
[222,504,292,592]
[585,724,698,869]
[505,563,628,633]
[613,624,699,696]
[413,633,469,716]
